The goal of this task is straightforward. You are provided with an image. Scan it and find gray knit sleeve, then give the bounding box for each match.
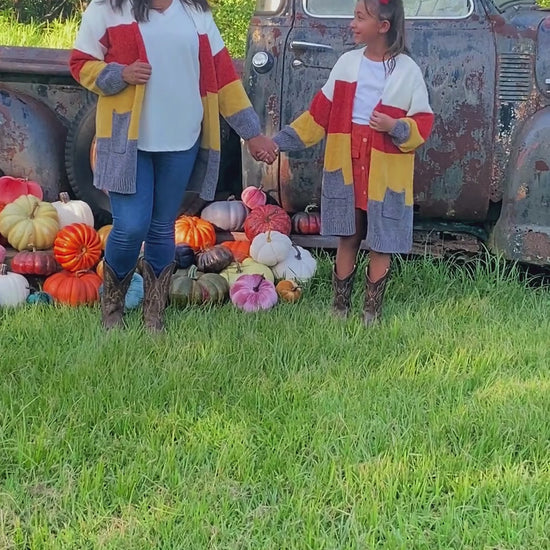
[389,120,410,145]
[96,63,128,96]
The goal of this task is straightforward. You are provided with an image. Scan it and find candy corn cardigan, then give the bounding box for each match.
[273,48,434,253]
[69,0,261,198]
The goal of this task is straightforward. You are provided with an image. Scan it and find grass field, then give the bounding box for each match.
[1,254,550,548]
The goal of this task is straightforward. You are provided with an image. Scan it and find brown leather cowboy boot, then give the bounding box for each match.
[363,267,391,326]
[141,259,175,332]
[332,264,356,318]
[101,262,135,330]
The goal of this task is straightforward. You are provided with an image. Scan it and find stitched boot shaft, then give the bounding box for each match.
[363,268,390,326]
[141,260,175,332]
[101,262,135,330]
[332,265,356,318]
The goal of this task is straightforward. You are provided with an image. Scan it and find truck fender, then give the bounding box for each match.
[490,107,550,265]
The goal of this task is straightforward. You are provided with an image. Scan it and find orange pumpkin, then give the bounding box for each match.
[276,280,302,303]
[43,269,102,306]
[221,240,251,263]
[97,224,112,251]
[174,215,216,252]
[54,223,102,272]
[96,259,104,280]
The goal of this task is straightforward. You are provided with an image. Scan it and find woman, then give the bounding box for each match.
[70,0,277,331]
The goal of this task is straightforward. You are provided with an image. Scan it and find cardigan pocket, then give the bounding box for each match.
[322,169,352,199]
[382,188,406,220]
[111,111,131,154]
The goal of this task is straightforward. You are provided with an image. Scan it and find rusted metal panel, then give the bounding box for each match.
[0,46,71,76]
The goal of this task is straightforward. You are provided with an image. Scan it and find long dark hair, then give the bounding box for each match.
[109,0,210,21]
[364,0,407,74]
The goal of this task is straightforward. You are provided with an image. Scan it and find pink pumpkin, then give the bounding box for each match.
[0,176,43,205]
[241,185,266,210]
[230,274,278,312]
[0,244,5,264]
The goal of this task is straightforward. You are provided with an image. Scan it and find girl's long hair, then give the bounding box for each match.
[108,0,210,21]
[364,0,407,74]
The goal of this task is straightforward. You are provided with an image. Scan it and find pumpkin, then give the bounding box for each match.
[200,198,248,232]
[291,204,321,235]
[0,175,43,205]
[27,291,54,305]
[174,244,195,269]
[52,192,94,228]
[11,248,60,277]
[0,195,59,251]
[250,230,292,267]
[43,269,102,306]
[244,204,291,241]
[221,240,250,263]
[220,258,275,286]
[169,266,229,307]
[174,215,216,252]
[276,280,302,303]
[272,244,317,282]
[230,274,278,312]
[241,185,266,210]
[196,244,234,273]
[54,223,102,272]
[97,224,113,251]
[96,259,104,280]
[0,264,29,307]
[99,272,143,311]
[0,244,5,264]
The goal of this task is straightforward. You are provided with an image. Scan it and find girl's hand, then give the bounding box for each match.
[122,61,152,85]
[369,112,397,133]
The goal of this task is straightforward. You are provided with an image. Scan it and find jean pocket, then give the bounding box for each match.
[382,188,406,220]
[111,111,131,154]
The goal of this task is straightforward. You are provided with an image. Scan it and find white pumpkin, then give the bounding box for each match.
[200,198,249,232]
[272,245,317,282]
[52,192,94,228]
[250,230,292,267]
[0,264,29,307]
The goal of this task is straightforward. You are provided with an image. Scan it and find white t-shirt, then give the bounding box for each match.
[138,0,203,151]
[352,56,387,125]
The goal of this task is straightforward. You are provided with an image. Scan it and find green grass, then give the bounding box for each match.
[1,254,550,548]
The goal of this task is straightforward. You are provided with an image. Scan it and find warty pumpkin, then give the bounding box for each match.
[243,205,291,241]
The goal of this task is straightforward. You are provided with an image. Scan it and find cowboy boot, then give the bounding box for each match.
[332,264,356,318]
[141,259,175,332]
[101,262,135,330]
[363,267,391,326]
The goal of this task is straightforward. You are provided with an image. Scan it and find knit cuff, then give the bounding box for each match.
[273,126,307,152]
[96,63,128,96]
[225,107,262,141]
[389,120,410,145]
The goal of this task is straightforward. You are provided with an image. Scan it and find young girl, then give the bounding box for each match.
[272,0,434,325]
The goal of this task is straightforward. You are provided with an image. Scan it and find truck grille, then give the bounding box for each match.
[497,53,532,102]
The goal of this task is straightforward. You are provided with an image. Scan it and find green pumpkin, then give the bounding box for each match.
[170,266,229,307]
[27,290,54,305]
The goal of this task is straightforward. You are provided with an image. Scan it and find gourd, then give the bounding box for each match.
[241,185,266,210]
[272,245,317,282]
[230,274,278,312]
[195,245,234,273]
[174,215,216,252]
[244,204,291,241]
[200,198,248,231]
[291,205,321,235]
[0,264,29,307]
[220,258,274,286]
[51,192,94,228]
[53,223,102,272]
[250,230,292,267]
[43,270,102,306]
[169,266,229,307]
[0,195,59,251]
[276,280,302,303]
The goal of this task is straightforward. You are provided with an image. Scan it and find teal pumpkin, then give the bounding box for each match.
[27,291,54,305]
[99,272,144,311]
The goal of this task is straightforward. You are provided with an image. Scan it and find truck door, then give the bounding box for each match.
[278,0,496,221]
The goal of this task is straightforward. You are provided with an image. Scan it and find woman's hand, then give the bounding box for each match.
[369,112,397,133]
[122,61,152,85]
[247,135,279,165]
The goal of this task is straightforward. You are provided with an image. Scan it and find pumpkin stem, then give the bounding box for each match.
[253,274,265,292]
[59,192,70,203]
[0,264,7,276]
[266,230,272,242]
[30,200,40,219]
[227,194,236,201]
[188,265,199,280]
[236,261,243,274]
[293,244,302,260]
[304,204,318,213]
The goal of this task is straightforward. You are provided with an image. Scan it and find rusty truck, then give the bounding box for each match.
[1,0,549,263]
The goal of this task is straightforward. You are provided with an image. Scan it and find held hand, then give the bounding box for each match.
[122,61,152,85]
[369,112,397,133]
[247,135,279,165]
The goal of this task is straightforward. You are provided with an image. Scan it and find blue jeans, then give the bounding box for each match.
[105,143,199,279]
